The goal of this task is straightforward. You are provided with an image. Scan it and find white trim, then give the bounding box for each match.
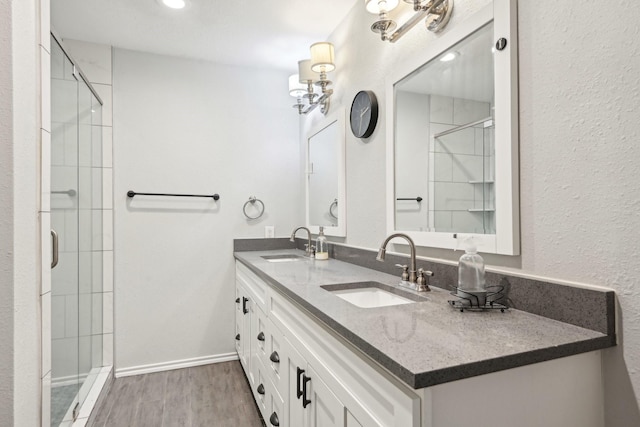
[52,373,89,388]
[305,107,347,237]
[114,352,239,378]
[72,366,112,426]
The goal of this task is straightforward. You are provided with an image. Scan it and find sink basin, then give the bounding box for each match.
[261,254,304,263]
[321,282,426,308]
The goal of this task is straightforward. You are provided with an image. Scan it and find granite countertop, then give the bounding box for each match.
[234,249,614,389]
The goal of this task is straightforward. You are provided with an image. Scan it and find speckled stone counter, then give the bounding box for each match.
[234,249,615,389]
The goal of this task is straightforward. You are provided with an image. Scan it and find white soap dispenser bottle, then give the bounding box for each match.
[457,237,486,305]
[315,227,329,260]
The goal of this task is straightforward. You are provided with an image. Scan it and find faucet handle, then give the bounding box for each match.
[304,244,316,257]
[395,264,409,282]
[416,268,432,292]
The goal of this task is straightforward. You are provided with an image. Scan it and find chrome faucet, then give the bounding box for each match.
[377,233,432,292]
[290,226,314,257]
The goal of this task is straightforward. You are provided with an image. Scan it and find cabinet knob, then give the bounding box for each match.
[269,351,280,364]
[257,383,265,395]
[269,412,280,426]
[235,297,240,303]
[235,334,240,341]
[257,332,265,342]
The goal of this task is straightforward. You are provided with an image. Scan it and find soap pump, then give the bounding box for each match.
[457,236,486,306]
[315,227,329,260]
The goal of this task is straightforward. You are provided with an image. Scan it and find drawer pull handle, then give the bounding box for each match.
[269,412,280,426]
[296,367,305,399]
[257,332,265,342]
[302,374,311,408]
[235,334,240,341]
[257,383,265,395]
[242,296,249,314]
[269,351,280,364]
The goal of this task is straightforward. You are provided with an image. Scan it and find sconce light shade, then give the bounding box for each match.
[289,74,307,97]
[310,42,335,73]
[365,0,399,14]
[298,59,317,83]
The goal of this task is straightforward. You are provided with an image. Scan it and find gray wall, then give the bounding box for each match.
[112,48,303,373]
[303,0,640,424]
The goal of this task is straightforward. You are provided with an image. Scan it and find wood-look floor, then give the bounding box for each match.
[90,361,265,427]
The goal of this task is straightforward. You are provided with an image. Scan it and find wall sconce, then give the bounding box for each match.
[290,42,335,115]
[366,0,453,42]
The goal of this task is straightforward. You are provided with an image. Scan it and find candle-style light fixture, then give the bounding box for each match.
[366,0,453,42]
[290,42,336,115]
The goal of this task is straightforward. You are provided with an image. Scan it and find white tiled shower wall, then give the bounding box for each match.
[49,38,106,385]
[60,38,115,372]
[41,33,114,425]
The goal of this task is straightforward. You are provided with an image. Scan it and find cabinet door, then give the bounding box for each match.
[306,365,346,427]
[235,282,251,372]
[284,337,307,427]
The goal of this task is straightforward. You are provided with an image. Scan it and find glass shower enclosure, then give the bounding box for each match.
[50,35,104,426]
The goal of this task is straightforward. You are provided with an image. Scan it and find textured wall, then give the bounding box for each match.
[8,0,42,425]
[113,49,303,372]
[0,0,14,423]
[309,0,640,423]
[518,1,640,423]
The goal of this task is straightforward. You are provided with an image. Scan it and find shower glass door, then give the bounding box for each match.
[50,35,103,426]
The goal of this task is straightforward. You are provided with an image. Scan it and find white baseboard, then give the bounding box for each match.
[115,352,239,378]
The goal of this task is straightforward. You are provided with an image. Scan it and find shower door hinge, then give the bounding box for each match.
[72,402,80,421]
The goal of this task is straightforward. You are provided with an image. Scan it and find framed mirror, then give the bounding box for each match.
[306,108,346,237]
[385,0,519,255]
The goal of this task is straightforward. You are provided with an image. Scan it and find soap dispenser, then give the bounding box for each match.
[315,227,329,260]
[457,237,486,306]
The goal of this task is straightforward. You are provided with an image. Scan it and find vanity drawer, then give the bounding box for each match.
[264,318,287,400]
[236,262,268,313]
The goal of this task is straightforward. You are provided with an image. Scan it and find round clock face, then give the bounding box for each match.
[350,90,378,139]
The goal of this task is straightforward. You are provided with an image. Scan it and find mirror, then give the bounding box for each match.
[386,0,519,255]
[306,108,346,237]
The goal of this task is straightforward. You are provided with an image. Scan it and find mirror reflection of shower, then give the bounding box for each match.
[394,22,495,235]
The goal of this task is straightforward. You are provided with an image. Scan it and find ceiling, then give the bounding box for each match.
[397,22,494,103]
[51,0,358,72]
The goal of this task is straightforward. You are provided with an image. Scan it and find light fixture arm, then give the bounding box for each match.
[371,0,453,43]
[291,42,336,116]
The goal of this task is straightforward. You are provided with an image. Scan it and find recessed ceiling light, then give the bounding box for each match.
[162,0,186,9]
[440,52,459,62]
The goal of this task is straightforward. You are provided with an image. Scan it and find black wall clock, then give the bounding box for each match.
[350,90,378,139]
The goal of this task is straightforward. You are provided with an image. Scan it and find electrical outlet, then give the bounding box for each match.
[264,226,275,238]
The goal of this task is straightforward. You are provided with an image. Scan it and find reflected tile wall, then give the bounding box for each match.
[430,94,494,234]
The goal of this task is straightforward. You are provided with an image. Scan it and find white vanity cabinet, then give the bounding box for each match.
[235,262,420,427]
[235,260,605,427]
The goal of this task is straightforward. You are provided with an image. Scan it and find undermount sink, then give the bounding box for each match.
[261,254,304,263]
[321,282,426,308]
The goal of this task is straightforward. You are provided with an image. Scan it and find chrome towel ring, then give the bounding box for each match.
[329,199,338,219]
[243,196,265,220]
